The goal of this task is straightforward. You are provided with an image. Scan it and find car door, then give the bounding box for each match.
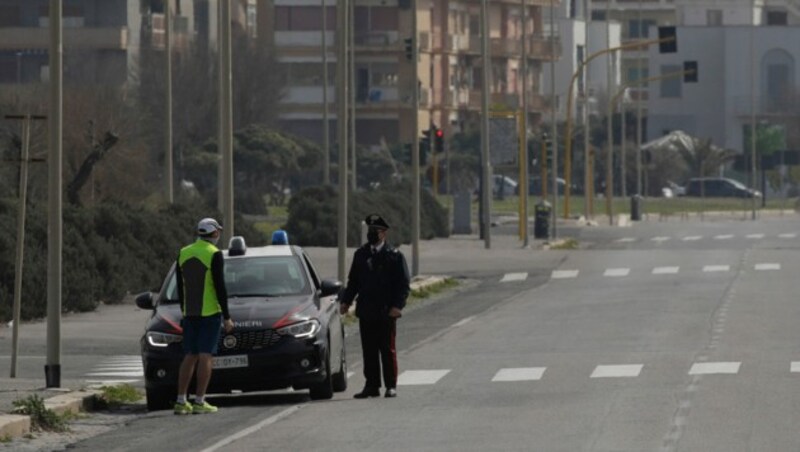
[301,252,342,367]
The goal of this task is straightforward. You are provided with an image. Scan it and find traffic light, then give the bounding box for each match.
[404,37,414,61]
[658,26,677,53]
[434,127,444,152]
[420,128,432,155]
[542,133,553,165]
[684,61,698,83]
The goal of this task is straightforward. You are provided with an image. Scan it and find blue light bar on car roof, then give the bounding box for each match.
[271,230,289,245]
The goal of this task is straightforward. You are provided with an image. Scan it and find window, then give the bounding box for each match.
[275,6,335,31]
[627,67,649,86]
[706,10,723,26]
[370,7,398,31]
[591,10,607,22]
[628,19,657,38]
[766,11,788,26]
[660,65,682,98]
[576,45,585,95]
[0,6,20,27]
[370,63,398,87]
[286,63,331,86]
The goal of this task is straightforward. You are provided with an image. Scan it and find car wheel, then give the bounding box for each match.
[332,342,348,393]
[146,386,176,412]
[309,353,334,400]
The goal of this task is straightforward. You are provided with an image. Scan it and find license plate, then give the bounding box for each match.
[212,355,248,369]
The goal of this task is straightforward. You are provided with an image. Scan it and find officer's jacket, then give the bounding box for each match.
[341,243,411,320]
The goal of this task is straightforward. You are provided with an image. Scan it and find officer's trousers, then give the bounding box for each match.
[359,317,397,389]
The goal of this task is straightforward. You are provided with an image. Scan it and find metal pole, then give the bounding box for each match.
[165,0,174,204]
[550,0,558,238]
[411,0,421,274]
[337,0,349,282]
[636,0,643,196]
[46,0,63,388]
[11,117,30,378]
[605,0,613,224]
[322,0,330,185]
[750,0,757,221]
[583,0,592,219]
[621,94,627,198]
[521,0,529,247]
[217,0,224,212]
[480,0,492,249]
[349,0,356,192]
[221,0,234,243]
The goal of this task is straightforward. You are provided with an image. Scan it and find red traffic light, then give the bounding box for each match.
[435,129,444,138]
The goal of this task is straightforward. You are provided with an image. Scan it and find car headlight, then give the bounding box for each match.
[146,331,183,348]
[276,319,320,338]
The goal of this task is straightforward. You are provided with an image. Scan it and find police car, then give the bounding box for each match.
[135,232,347,411]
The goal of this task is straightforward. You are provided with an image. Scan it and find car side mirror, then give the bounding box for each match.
[135,292,156,310]
[320,280,343,297]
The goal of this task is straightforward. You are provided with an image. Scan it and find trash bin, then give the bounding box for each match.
[630,195,642,221]
[534,201,551,239]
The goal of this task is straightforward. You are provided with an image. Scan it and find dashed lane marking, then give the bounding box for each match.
[746,233,765,239]
[492,367,546,382]
[682,236,702,241]
[755,263,781,271]
[652,237,671,243]
[791,362,800,373]
[397,370,451,386]
[703,265,730,273]
[551,270,579,279]
[688,362,741,375]
[590,364,643,378]
[714,235,734,240]
[616,238,637,243]
[500,272,528,282]
[652,266,680,275]
[604,268,631,277]
[779,233,797,239]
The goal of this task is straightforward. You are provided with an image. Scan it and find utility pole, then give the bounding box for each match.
[520,0,529,247]
[165,0,174,204]
[411,0,421,274]
[349,0,357,192]
[750,0,757,221]
[46,0,63,388]
[480,0,492,249]
[583,0,592,219]
[6,114,46,378]
[220,0,234,244]
[605,0,613,224]
[636,0,643,196]
[550,0,558,238]
[322,0,330,185]
[337,0,349,282]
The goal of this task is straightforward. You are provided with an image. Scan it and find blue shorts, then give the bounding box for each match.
[182,314,222,355]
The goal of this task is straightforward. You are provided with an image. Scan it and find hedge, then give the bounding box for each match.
[0,200,265,322]
[284,183,450,247]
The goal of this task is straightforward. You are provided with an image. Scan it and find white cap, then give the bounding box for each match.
[197,218,223,235]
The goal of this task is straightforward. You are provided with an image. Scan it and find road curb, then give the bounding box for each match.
[343,275,449,315]
[0,414,30,439]
[0,389,102,441]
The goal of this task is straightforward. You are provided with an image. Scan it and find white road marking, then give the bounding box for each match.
[746,233,765,239]
[652,266,680,275]
[551,270,579,279]
[603,268,630,277]
[755,263,781,271]
[703,265,730,273]
[652,237,671,242]
[682,236,702,241]
[791,362,800,373]
[616,237,637,243]
[397,370,451,386]
[200,405,303,452]
[688,362,741,375]
[452,316,475,328]
[492,367,546,382]
[714,234,734,240]
[590,364,643,378]
[779,233,797,239]
[501,272,528,282]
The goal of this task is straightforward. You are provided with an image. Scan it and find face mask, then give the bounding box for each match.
[205,236,220,246]
[367,231,380,245]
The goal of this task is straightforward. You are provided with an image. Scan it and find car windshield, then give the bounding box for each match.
[728,179,747,189]
[161,255,311,302]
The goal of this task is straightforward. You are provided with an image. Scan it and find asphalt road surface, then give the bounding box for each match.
[4,215,800,451]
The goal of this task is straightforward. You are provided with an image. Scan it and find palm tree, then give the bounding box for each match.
[676,137,737,178]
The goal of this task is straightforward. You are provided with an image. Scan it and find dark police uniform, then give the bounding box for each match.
[341,215,410,397]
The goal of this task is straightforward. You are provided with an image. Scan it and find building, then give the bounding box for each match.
[260,0,560,149]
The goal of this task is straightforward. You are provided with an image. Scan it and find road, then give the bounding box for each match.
[3,214,800,451]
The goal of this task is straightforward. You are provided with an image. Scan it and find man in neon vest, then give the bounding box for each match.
[173,218,233,415]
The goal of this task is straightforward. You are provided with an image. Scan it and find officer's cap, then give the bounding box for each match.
[197,217,223,235]
[365,214,389,230]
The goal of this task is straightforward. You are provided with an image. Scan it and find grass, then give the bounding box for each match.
[11,395,69,433]
[549,238,579,250]
[341,278,460,326]
[95,384,143,410]
[0,434,11,443]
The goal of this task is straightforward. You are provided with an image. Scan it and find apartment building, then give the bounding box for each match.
[260,0,560,149]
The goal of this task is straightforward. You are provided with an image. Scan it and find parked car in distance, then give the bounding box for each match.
[517,177,568,196]
[493,175,518,197]
[683,177,761,198]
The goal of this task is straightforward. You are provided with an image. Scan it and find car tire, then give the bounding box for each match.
[309,353,334,400]
[332,342,348,393]
[146,386,176,412]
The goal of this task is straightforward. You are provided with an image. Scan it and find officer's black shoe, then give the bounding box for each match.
[353,387,380,399]
[384,388,397,398]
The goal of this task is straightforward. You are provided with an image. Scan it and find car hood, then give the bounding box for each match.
[149,295,317,334]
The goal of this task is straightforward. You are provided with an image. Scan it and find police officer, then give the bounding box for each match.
[173,218,234,415]
[340,214,410,398]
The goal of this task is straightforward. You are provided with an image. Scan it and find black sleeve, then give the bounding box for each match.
[392,252,411,310]
[210,251,230,320]
[341,250,362,305]
[175,258,184,314]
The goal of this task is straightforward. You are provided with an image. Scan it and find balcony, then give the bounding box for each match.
[354,31,400,50]
[528,35,561,60]
[0,26,128,50]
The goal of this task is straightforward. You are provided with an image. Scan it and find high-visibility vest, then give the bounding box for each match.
[178,239,222,317]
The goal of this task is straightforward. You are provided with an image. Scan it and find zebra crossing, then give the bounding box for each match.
[498,262,783,283]
[84,355,143,387]
[615,232,797,244]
